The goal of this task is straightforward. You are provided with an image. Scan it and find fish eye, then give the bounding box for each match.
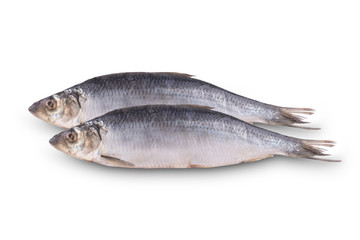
[46,98,57,110]
[66,131,78,143]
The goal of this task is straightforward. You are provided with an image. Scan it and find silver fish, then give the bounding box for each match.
[49,105,337,168]
[29,72,315,129]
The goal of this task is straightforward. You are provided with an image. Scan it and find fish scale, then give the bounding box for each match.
[79,73,306,126]
[29,72,315,129]
[49,105,338,168]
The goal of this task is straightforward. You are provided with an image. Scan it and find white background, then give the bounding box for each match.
[0,0,359,239]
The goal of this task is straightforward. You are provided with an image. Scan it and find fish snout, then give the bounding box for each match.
[49,131,77,155]
[28,102,40,116]
[49,132,67,152]
[49,134,61,148]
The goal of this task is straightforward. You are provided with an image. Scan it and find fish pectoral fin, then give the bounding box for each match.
[99,155,135,168]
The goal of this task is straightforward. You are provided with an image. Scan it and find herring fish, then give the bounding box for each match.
[29,72,315,129]
[49,105,337,168]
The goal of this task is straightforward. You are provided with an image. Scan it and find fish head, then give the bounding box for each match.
[49,124,102,161]
[28,90,82,128]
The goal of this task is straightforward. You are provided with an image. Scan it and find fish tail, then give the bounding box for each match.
[286,139,340,162]
[272,107,319,130]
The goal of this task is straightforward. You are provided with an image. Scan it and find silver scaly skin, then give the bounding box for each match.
[29,72,315,129]
[49,105,337,168]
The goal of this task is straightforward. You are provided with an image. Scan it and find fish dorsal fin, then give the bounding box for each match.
[99,155,135,168]
[158,72,194,78]
[177,104,214,110]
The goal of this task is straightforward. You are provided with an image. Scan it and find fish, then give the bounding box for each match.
[49,105,338,168]
[29,72,315,129]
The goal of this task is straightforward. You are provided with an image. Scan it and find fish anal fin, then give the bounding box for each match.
[188,155,274,168]
[189,164,211,168]
[178,104,214,110]
[99,155,135,168]
[243,155,273,163]
[158,72,194,78]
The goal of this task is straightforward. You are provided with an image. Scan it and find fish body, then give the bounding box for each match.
[29,72,314,128]
[49,105,336,168]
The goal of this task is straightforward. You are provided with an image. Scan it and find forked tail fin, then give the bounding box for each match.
[274,107,319,130]
[287,139,340,162]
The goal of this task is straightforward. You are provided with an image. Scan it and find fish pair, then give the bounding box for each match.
[29,72,338,168]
